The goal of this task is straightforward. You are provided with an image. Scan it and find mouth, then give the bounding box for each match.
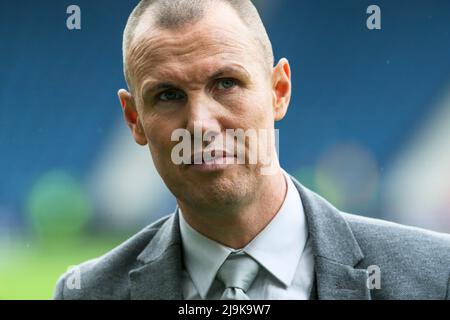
[187,150,237,172]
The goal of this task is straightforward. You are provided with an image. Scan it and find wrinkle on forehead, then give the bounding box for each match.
[129,29,255,92]
[126,4,266,94]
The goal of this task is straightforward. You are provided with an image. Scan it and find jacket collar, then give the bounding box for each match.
[129,213,184,300]
[291,176,371,300]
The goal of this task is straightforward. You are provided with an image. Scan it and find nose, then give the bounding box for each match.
[185,95,222,140]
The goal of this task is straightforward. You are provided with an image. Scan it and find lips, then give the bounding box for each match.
[190,149,235,165]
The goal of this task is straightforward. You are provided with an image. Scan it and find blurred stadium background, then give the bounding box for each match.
[1,0,450,299]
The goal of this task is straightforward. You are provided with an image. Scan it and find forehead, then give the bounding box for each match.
[127,2,260,89]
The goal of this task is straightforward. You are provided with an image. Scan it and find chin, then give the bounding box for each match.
[186,186,248,209]
[179,167,255,206]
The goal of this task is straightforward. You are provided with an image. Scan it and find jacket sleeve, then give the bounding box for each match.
[52,273,67,300]
[446,272,450,300]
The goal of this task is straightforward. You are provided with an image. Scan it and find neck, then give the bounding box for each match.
[178,168,287,249]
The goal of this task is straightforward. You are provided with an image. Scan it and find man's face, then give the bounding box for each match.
[123,3,289,209]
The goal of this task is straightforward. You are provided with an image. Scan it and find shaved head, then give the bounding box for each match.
[122,0,274,93]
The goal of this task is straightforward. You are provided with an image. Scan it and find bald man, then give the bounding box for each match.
[54,0,450,300]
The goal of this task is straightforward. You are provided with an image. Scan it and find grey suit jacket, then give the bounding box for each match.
[53,177,450,299]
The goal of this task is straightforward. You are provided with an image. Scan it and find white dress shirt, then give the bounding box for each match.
[179,170,315,300]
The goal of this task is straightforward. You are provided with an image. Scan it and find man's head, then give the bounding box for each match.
[118,0,291,212]
[122,0,274,93]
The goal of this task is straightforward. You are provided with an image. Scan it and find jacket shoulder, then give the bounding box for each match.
[341,212,450,299]
[342,212,450,254]
[53,214,174,300]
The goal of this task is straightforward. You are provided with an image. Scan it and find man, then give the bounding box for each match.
[54,0,450,300]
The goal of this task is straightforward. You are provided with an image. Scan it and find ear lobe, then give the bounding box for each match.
[133,120,147,146]
[117,89,148,146]
[272,58,292,121]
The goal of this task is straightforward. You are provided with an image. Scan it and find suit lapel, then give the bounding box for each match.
[314,257,371,299]
[291,176,371,300]
[129,212,184,300]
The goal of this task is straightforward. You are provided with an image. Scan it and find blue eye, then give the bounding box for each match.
[217,79,237,90]
[158,90,185,101]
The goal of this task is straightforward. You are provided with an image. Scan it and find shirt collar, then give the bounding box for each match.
[179,212,232,298]
[244,169,308,287]
[178,169,308,298]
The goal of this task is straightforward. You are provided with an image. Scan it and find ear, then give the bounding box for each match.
[117,89,148,146]
[271,58,292,121]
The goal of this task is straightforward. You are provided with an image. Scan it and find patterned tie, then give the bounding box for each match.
[216,253,260,300]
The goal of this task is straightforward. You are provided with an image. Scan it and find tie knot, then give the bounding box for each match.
[216,253,259,292]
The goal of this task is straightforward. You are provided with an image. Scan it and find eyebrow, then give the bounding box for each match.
[209,65,251,81]
[140,64,251,97]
